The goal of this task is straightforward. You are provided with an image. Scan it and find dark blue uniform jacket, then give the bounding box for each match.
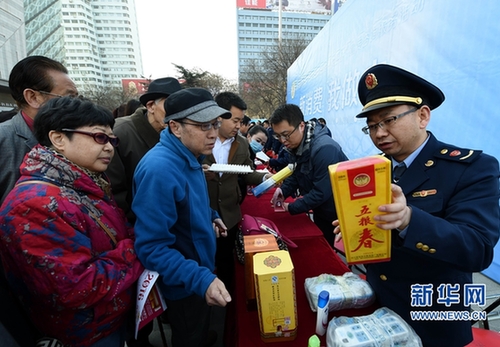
[367,132,500,347]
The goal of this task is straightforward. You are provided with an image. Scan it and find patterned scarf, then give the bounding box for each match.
[41,146,111,195]
[293,120,316,157]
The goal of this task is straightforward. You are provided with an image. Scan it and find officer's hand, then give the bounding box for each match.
[205,278,232,307]
[213,218,228,238]
[374,184,412,230]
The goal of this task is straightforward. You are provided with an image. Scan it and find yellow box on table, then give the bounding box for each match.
[253,250,297,342]
[328,155,392,265]
[244,234,279,304]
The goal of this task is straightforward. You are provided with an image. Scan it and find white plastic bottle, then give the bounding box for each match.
[315,290,329,336]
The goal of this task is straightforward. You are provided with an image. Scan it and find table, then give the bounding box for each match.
[224,189,378,346]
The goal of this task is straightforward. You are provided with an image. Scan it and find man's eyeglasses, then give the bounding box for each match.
[37,90,79,98]
[272,123,300,141]
[61,128,120,147]
[37,90,64,98]
[177,120,222,131]
[361,108,417,135]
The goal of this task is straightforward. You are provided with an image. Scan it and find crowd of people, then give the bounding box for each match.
[0,55,499,347]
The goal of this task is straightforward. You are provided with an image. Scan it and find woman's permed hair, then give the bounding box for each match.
[34,96,115,147]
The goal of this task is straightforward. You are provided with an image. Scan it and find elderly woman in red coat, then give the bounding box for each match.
[0,96,144,347]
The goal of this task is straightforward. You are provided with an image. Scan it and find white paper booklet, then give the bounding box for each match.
[256,151,270,162]
[209,164,253,174]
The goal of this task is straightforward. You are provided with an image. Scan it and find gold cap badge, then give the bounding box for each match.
[365,73,378,90]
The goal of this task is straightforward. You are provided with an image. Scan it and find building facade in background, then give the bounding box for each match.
[0,0,25,110]
[24,0,66,64]
[236,0,337,84]
[23,0,143,91]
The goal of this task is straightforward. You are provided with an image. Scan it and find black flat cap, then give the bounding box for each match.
[356,64,445,118]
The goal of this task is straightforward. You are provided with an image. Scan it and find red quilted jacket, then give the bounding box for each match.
[0,145,144,346]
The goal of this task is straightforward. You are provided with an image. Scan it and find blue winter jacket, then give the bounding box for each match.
[281,125,348,219]
[132,129,219,300]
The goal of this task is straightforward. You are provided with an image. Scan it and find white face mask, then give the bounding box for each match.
[250,140,264,153]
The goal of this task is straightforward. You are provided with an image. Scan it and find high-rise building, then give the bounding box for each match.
[0,0,25,110]
[23,0,143,91]
[24,0,66,64]
[236,1,333,83]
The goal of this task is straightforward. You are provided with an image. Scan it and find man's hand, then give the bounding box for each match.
[332,184,411,241]
[202,164,216,181]
[213,218,228,238]
[205,278,232,307]
[374,184,412,230]
[270,187,282,205]
[332,219,342,242]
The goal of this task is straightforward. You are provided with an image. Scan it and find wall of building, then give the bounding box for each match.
[0,0,25,110]
[237,8,331,83]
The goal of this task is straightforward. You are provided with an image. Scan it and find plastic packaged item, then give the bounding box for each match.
[252,163,295,197]
[305,273,375,312]
[316,290,329,336]
[326,307,422,347]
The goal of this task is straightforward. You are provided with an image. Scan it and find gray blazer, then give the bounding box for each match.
[0,112,38,204]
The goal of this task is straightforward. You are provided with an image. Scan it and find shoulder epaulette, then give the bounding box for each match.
[434,147,482,163]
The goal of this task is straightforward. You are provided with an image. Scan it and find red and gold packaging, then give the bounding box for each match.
[329,155,392,265]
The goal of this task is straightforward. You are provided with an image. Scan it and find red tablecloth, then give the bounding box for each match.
[240,188,323,240]
[225,189,377,346]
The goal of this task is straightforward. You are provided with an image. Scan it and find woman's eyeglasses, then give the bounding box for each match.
[61,128,120,147]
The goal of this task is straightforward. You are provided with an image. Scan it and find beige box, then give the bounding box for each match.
[253,250,297,342]
[329,155,392,265]
[244,234,279,303]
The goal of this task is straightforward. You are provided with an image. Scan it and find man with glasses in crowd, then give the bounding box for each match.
[203,91,270,291]
[269,103,348,246]
[336,63,500,346]
[0,56,78,205]
[132,88,232,347]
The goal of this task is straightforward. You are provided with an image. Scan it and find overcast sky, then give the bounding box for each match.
[135,0,239,82]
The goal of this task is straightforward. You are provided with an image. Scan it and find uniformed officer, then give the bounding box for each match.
[336,64,500,346]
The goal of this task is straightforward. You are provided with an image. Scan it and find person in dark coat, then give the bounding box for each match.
[335,63,500,347]
[269,104,348,246]
[0,56,78,205]
[107,77,181,224]
[203,92,269,291]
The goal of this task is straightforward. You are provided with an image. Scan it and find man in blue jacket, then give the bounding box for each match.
[269,103,348,246]
[132,88,232,347]
[340,63,500,346]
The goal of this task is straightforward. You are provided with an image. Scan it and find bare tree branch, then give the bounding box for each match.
[240,34,309,119]
[173,64,238,96]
